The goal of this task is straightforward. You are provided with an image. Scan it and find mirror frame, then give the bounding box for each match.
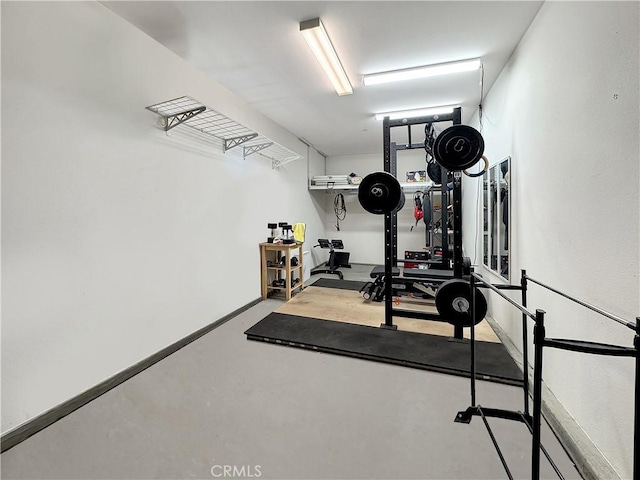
[483,156,511,281]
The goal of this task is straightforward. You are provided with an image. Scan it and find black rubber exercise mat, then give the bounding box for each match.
[308,278,367,291]
[245,312,523,386]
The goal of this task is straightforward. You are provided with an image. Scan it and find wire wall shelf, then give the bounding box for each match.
[145,96,301,168]
[308,182,429,194]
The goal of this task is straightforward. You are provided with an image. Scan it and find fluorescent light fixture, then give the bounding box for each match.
[300,18,353,96]
[364,58,481,86]
[374,105,458,121]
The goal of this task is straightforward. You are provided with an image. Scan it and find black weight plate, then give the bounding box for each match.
[427,161,442,184]
[427,162,454,185]
[462,256,472,276]
[358,171,403,214]
[435,279,487,327]
[394,191,406,212]
[423,194,431,226]
[433,125,485,171]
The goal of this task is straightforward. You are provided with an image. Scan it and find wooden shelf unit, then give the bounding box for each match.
[260,242,304,300]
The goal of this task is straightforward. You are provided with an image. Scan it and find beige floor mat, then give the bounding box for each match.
[276,286,499,343]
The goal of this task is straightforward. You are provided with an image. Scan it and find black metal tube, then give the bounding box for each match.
[478,406,514,480]
[383,117,394,328]
[452,172,463,278]
[470,271,477,407]
[388,113,456,127]
[440,171,450,269]
[391,210,398,266]
[492,285,525,290]
[532,309,546,480]
[390,144,398,266]
[540,443,566,480]
[521,269,530,416]
[383,114,391,171]
[472,273,536,320]
[519,413,566,480]
[391,309,442,321]
[384,213,393,327]
[634,317,640,480]
[396,258,445,264]
[452,106,462,125]
[394,142,431,151]
[525,275,636,331]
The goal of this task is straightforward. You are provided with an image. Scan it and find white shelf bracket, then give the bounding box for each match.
[224,134,259,152]
[243,142,274,159]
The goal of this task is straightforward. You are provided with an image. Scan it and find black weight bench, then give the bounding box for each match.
[369,265,454,281]
[363,265,444,302]
[370,265,401,278]
[311,239,351,280]
[403,268,454,280]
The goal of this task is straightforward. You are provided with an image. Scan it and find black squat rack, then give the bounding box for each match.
[456,268,639,480]
[381,108,465,330]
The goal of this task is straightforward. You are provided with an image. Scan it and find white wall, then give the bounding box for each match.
[1,1,326,433]
[325,151,433,264]
[306,148,329,267]
[462,2,639,477]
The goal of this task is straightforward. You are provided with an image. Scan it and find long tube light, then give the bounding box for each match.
[300,18,353,96]
[364,58,481,86]
[374,105,458,121]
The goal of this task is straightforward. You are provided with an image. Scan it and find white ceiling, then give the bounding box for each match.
[103,1,543,157]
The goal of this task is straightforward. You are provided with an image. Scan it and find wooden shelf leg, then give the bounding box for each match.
[285,247,292,301]
[260,245,267,300]
[299,244,304,290]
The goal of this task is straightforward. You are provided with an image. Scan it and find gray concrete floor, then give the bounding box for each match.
[1,264,581,479]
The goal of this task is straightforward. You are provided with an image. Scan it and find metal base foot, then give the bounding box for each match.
[455,407,477,424]
[379,324,398,330]
[448,336,469,344]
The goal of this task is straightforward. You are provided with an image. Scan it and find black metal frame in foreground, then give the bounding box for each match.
[455,268,639,480]
[381,108,463,334]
